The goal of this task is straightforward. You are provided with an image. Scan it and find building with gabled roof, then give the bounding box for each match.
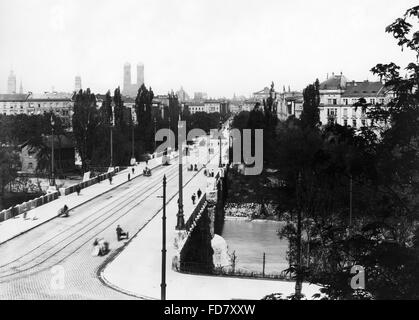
[318,72,393,128]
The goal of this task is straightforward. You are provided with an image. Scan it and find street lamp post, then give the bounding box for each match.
[168,115,171,154]
[161,174,167,300]
[154,117,157,152]
[110,103,115,168]
[131,114,135,164]
[219,120,223,168]
[176,118,185,230]
[50,115,55,187]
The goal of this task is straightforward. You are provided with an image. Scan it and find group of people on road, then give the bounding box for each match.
[204,169,215,177]
[191,188,203,205]
[188,164,199,171]
[91,224,129,257]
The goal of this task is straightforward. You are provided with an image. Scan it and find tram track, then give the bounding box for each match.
[0,164,186,281]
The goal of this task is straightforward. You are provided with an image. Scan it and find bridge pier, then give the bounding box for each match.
[172,167,228,274]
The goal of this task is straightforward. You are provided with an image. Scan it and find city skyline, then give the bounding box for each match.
[0,0,418,98]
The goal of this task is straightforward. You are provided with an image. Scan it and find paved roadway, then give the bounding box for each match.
[0,153,209,299]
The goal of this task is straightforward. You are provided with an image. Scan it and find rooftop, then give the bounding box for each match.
[253,87,280,96]
[0,94,30,101]
[28,92,74,101]
[342,80,387,97]
[319,74,348,90]
[20,134,75,149]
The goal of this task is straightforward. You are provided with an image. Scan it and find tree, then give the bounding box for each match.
[300,79,320,130]
[270,5,419,300]
[72,89,101,171]
[135,84,155,152]
[0,147,20,197]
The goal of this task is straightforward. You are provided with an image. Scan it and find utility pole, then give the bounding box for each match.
[161,175,167,300]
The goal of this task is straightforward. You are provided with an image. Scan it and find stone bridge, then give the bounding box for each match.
[172,166,228,273]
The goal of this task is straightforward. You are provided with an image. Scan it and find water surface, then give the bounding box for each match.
[222,219,289,275]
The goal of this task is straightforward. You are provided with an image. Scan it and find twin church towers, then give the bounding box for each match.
[123,62,144,97]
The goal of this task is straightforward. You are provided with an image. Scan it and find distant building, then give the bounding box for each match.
[242,99,259,112]
[204,100,221,113]
[277,90,304,120]
[75,76,82,92]
[193,92,208,101]
[123,62,144,97]
[187,102,205,114]
[137,63,144,87]
[7,70,16,94]
[253,86,280,102]
[318,72,394,128]
[185,99,229,115]
[176,87,189,102]
[0,93,30,115]
[0,92,74,127]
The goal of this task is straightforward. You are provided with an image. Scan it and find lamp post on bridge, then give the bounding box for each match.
[176,115,185,230]
[219,119,223,168]
[131,111,136,165]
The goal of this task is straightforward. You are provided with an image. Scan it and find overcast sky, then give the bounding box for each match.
[0,0,418,98]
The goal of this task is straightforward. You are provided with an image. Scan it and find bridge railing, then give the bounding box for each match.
[184,193,207,232]
[0,191,59,223]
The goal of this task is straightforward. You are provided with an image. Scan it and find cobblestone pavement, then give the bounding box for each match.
[0,160,201,300]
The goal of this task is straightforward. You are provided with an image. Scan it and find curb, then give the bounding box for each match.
[0,161,166,246]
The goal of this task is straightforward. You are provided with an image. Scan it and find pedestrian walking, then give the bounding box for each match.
[76,185,81,196]
[109,175,113,185]
[197,189,202,198]
[132,167,135,175]
[191,193,196,205]
[128,173,131,181]
[146,159,149,165]
[194,164,198,171]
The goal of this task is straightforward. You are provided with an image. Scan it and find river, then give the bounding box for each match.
[221,219,289,275]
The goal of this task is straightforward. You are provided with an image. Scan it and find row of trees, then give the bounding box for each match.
[72,85,230,171]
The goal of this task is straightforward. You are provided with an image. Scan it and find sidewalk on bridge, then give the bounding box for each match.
[0,156,167,246]
[101,147,322,300]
